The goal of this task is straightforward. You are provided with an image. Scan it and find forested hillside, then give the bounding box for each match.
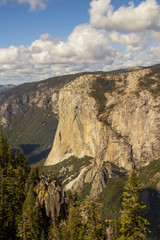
[0,134,155,240]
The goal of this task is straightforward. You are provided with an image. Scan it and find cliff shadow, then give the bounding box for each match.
[28,148,51,164]
[14,144,50,164]
[13,144,40,158]
[141,187,160,239]
[19,144,40,155]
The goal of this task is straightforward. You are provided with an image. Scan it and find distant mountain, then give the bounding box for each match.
[0,84,17,93]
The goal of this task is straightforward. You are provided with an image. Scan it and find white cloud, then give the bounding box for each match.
[0,25,118,84]
[109,32,148,52]
[0,0,49,11]
[1,1,160,84]
[0,23,160,85]
[89,0,160,32]
[30,25,116,66]
[68,24,113,59]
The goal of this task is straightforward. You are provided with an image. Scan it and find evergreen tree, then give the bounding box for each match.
[59,191,82,240]
[82,198,106,240]
[2,160,29,239]
[66,197,82,240]
[40,230,46,240]
[0,133,10,239]
[18,184,43,240]
[0,134,43,240]
[119,171,150,240]
[8,147,15,167]
[59,220,68,240]
[15,149,30,174]
[0,133,9,170]
[24,166,39,194]
[48,214,61,240]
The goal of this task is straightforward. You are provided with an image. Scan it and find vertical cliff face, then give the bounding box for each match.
[45,75,132,171]
[109,91,160,168]
[45,75,107,165]
[45,68,160,174]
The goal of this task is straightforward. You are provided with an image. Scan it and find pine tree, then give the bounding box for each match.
[0,133,9,170]
[18,184,43,240]
[48,214,61,240]
[66,198,82,240]
[15,149,30,174]
[8,147,15,167]
[119,171,150,240]
[81,197,106,240]
[59,191,82,240]
[0,133,10,239]
[3,160,29,239]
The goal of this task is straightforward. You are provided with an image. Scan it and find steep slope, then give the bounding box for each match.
[0,72,102,163]
[0,84,17,93]
[45,65,160,196]
[0,74,81,163]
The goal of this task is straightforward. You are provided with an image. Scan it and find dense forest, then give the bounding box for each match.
[0,133,151,239]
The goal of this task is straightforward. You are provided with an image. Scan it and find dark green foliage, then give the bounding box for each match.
[48,215,61,240]
[4,165,25,239]
[60,193,106,240]
[119,171,150,240]
[1,106,58,164]
[18,184,43,240]
[138,159,160,188]
[1,133,159,239]
[98,176,128,219]
[0,134,30,240]
[15,149,30,173]
[65,198,82,240]
[0,132,9,169]
[80,182,92,200]
[81,197,106,240]
[137,160,160,239]
[0,133,46,240]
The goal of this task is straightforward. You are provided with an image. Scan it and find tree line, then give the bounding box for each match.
[0,133,150,239]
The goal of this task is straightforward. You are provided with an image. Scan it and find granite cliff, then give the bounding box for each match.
[0,74,87,163]
[45,66,160,196]
[0,65,159,196]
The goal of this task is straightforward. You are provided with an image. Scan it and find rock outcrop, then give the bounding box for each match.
[35,178,67,218]
[45,66,160,195]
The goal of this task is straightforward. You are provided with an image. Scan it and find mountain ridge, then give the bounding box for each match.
[0,64,160,238]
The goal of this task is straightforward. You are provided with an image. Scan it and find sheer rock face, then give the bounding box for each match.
[45,68,160,195]
[45,75,111,166]
[35,179,67,218]
[109,90,160,168]
[45,75,132,170]
[45,69,160,169]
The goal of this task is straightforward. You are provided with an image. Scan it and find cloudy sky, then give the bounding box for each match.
[0,0,160,85]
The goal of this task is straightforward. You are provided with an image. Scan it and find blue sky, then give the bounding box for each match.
[0,0,160,84]
[0,1,90,47]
